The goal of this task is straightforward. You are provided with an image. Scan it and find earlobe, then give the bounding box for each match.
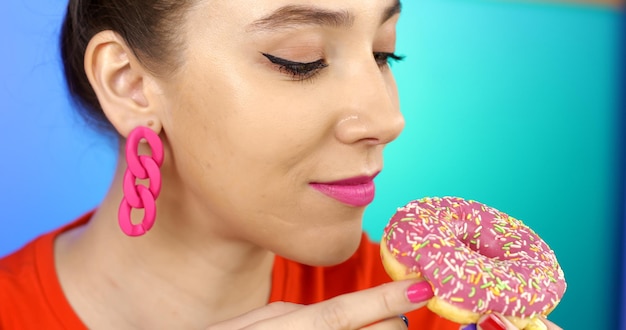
[84,30,162,137]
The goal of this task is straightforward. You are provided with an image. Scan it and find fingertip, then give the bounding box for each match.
[405,281,434,304]
[538,315,563,330]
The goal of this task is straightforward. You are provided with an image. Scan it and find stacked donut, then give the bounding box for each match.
[380,197,566,329]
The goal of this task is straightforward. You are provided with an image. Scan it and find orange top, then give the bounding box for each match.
[0,213,458,330]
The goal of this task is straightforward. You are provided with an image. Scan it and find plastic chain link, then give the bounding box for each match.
[118,127,164,236]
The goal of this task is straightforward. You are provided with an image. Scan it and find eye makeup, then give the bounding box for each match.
[262,51,405,81]
[262,53,328,81]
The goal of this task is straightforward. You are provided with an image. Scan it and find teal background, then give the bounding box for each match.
[0,1,622,329]
[363,1,621,329]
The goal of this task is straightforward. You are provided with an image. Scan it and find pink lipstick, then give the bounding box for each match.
[310,174,378,207]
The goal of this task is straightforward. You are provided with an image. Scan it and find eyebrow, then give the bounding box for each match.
[247,0,402,32]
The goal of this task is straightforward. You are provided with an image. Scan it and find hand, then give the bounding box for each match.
[460,314,563,330]
[207,280,433,330]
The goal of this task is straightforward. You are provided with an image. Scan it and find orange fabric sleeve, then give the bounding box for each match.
[0,216,89,330]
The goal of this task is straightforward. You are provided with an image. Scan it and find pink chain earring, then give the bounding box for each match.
[118,126,164,236]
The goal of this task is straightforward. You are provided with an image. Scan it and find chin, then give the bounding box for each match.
[290,224,364,267]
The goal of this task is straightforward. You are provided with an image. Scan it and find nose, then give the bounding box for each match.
[333,60,405,146]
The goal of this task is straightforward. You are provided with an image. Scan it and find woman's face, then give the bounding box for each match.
[157,0,404,265]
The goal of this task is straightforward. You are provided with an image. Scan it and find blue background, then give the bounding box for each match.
[1,1,622,329]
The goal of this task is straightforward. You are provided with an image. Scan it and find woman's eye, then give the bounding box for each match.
[373,52,405,68]
[262,53,328,81]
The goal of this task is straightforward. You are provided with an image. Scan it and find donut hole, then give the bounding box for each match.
[449,209,534,261]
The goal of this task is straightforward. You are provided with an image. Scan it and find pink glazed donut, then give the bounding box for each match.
[380,197,566,329]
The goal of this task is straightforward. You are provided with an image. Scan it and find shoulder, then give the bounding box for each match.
[0,234,52,328]
[0,234,44,297]
[0,214,92,329]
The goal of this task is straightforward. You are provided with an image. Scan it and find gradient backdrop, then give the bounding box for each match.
[0,1,622,329]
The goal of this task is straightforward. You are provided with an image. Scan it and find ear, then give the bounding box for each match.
[84,30,163,137]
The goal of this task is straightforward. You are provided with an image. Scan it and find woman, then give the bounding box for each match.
[0,0,563,329]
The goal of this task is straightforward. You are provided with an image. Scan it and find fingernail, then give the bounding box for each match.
[478,314,506,330]
[460,324,477,330]
[399,314,409,327]
[406,282,433,303]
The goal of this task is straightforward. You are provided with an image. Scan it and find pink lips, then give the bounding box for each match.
[310,174,378,207]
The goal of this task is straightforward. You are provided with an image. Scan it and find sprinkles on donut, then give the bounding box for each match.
[380,197,566,329]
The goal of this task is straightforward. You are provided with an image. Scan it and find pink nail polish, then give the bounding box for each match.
[406,282,433,303]
[478,314,506,330]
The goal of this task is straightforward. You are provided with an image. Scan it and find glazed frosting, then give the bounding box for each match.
[383,197,566,318]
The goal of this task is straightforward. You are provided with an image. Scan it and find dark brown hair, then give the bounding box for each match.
[60,0,193,134]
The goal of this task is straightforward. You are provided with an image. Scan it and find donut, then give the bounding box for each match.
[380,197,566,329]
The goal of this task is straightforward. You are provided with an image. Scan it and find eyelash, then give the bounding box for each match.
[374,52,406,68]
[262,52,405,81]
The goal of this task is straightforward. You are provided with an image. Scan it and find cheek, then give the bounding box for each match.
[159,70,370,263]
[162,66,331,197]
[193,81,331,169]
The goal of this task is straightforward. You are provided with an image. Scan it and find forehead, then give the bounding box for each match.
[187,0,400,30]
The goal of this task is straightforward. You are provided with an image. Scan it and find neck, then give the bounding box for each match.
[55,159,275,329]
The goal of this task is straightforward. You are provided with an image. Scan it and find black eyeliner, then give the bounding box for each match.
[262,53,328,80]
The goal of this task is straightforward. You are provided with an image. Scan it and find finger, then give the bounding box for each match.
[247,280,432,330]
[207,301,302,330]
[361,315,409,330]
[537,316,563,330]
